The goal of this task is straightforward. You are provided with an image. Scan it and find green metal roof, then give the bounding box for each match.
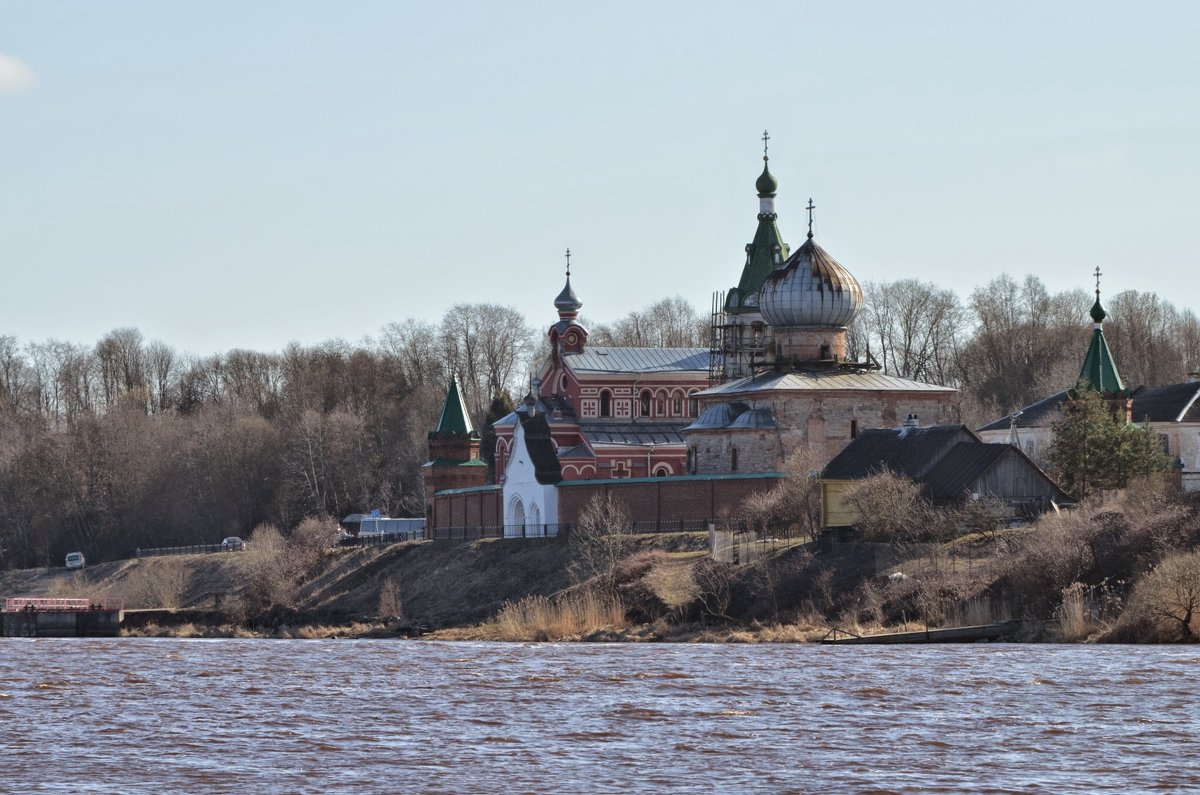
[434,375,474,435]
[433,484,503,496]
[423,458,488,468]
[731,215,789,310]
[1078,327,1124,394]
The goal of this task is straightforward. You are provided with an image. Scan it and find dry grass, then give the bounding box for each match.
[491,591,629,641]
[117,559,192,609]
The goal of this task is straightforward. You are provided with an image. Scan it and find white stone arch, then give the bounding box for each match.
[507,495,525,530]
[653,464,672,477]
[529,503,543,535]
[580,466,596,479]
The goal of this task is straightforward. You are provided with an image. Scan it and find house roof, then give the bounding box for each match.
[976,390,1071,432]
[919,443,1014,501]
[821,425,980,480]
[977,379,1200,433]
[565,347,710,374]
[1130,381,1200,423]
[700,369,957,398]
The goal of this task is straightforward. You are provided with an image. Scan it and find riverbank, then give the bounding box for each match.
[7,486,1200,643]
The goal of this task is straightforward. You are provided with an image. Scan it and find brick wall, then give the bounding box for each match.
[558,475,782,525]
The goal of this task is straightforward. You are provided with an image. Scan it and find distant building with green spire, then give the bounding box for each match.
[1076,289,1126,396]
[422,375,488,519]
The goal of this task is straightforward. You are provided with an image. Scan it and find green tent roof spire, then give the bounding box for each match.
[434,375,474,435]
[727,132,789,314]
[1077,268,1124,394]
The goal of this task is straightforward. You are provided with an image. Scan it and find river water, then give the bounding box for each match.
[2,640,1198,793]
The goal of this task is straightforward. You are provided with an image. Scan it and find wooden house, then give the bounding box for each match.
[820,421,1072,528]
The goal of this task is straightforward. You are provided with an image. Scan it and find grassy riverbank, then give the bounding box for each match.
[7,485,1200,642]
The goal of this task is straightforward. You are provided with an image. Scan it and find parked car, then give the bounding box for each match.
[65,551,86,570]
[220,537,245,551]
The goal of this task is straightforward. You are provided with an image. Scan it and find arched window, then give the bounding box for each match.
[850,419,858,439]
[688,392,699,417]
[731,446,739,472]
[671,392,683,416]
[653,465,671,477]
[600,390,612,417]
[639,391,651,417]
[656,392,666,416]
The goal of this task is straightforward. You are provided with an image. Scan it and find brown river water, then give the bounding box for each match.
[1,639,1198,794]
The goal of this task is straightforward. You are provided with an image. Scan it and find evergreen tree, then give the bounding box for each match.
[1048,388,1167,497]
[480,390,516,482]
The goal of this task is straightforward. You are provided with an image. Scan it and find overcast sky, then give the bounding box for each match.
[2,1,1198,354]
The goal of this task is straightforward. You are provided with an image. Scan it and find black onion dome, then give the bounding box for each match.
[554,275,582,313]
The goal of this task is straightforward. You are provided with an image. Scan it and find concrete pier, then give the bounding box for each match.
[2,598,123,638]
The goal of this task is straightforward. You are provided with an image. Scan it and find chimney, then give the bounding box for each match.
[902,413,919,429]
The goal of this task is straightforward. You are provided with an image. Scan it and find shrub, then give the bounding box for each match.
[120,560,191,609]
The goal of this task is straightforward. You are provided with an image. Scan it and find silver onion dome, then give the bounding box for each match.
[757,238,863,328]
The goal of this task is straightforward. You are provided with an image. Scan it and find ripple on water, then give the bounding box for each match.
[6,640,1200,794]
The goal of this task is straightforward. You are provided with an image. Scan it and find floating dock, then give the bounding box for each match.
[2,597,123,638]
[821,620,1022,645]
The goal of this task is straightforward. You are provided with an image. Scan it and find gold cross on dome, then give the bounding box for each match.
[762,129,770,158]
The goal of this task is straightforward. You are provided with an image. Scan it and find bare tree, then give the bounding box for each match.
[568,493,632,593]
[441,303,534,419]
[861,279,965,385]
[590,296,708,348]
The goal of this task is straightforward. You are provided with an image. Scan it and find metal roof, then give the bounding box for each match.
[685,402,750,431]
[579,421,689,446]
[976,390,1070,432]
[699,369,957,397]
[728,407,779,429]
[566,347,710,374]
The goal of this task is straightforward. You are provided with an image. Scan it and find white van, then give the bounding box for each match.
[65,552,86,570]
